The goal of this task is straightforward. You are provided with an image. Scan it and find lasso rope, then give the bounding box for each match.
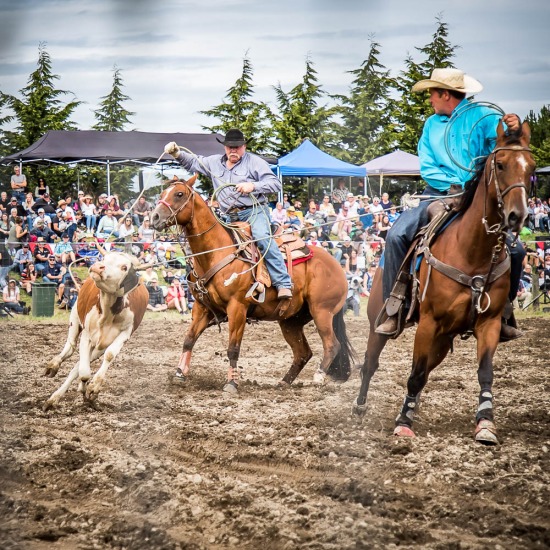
[444,101,505,173]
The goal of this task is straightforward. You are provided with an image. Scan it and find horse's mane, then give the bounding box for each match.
[455,163,485,215]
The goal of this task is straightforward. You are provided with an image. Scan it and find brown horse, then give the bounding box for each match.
[150,175,354,393]
[353,122,535,444]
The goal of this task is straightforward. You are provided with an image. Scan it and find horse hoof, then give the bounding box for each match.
[475,420,499,445]
[43,400,54,412]
[170,368,187,385]
[312,370,326,385]
[223,380,239,394]
[277,380,291,389]
[394,425,415,438]
[351,400,367,417]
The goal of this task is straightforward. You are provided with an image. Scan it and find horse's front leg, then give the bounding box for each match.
[394,321,451,437]
[173,300,213,384]
[473,318,502,445]
[223,301,248,394]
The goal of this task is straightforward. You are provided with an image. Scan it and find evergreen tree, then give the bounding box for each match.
[335,39,396,164]
[0,43,81,197]
[200,55,274,154]
[1,43,81,152]
[392,16,457,154]
[92,66,136,199]
[271,57,339,156]
[92,66,135,131]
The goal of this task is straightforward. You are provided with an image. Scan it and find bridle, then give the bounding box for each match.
[482,144,532,236]
[157,182,216,239]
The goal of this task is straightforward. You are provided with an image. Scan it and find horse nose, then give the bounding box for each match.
[507,210,527,232]
[150,212,159,228]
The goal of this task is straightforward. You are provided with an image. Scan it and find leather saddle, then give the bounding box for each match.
[230,222,311,303]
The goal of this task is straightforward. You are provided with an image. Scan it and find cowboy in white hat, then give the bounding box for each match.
[376,68,523,340]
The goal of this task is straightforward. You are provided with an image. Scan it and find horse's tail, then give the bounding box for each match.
[326,308,357,382]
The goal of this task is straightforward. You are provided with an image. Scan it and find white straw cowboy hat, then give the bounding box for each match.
[412,68,483,94]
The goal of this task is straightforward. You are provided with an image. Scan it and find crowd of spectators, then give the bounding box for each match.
[1,166,549,318]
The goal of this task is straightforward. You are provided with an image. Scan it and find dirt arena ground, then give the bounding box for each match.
[1,313,549,549]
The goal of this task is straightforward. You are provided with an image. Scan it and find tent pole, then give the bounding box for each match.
[107,161,111,196]
[379,174,382,196]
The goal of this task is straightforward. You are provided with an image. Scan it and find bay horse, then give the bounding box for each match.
[150,175,354,393]
[353,122,535,444]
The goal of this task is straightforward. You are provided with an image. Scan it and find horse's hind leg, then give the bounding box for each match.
[395,323,451,437]
[352,328,389,417]
[353,268,389,416]
[278,317,313,386]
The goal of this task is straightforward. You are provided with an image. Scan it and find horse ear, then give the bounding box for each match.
[521,121,531,144]
[186,173,199,187]
[496,120,506,141]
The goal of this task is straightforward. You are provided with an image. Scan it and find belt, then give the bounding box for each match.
[227,204,264,214]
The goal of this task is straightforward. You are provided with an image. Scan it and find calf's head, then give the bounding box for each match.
[89,253,140,296]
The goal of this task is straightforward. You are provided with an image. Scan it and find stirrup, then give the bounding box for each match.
[245,281,266,303]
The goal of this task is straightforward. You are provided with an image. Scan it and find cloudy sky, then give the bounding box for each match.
[1,0,549,135]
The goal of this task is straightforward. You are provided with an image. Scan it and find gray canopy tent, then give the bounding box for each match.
[362,149,420,195]
[1,130,224,195]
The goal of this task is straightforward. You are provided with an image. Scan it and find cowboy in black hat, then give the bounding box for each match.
[165,129,293,299]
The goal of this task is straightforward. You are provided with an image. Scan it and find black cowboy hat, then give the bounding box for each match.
[216,128,247,147]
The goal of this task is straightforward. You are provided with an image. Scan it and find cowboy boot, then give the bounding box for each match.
[375,271,411,336]
[499,307,522,342]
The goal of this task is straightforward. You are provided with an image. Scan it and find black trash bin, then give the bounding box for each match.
[31,282,58,317]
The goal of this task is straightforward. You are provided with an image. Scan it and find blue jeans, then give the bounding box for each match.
[232,205,292,290]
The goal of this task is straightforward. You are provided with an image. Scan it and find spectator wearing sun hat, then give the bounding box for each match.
[80,195,98,234]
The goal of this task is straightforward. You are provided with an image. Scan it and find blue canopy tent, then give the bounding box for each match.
[273,140,366,199]
[362,149,420,195]
[275,139,366,178]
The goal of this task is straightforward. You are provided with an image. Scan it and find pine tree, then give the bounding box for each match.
[92,66,135,131]
[271,57,339,156]
[336,39,396,164]
[0,43,81,197]
[200,56,273,154]
[91,66,136,199]
[392,16,457,154]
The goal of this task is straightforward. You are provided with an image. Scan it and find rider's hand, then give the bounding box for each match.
[164,142,180,158]
[503,113,521,134]
[235,182,255,194]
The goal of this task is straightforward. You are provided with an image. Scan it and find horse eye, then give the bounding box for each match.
[176,192,184,198]
[121,265,128,271]
[496,162,504,171]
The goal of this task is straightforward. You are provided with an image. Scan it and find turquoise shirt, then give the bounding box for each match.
[418,99,501,191]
